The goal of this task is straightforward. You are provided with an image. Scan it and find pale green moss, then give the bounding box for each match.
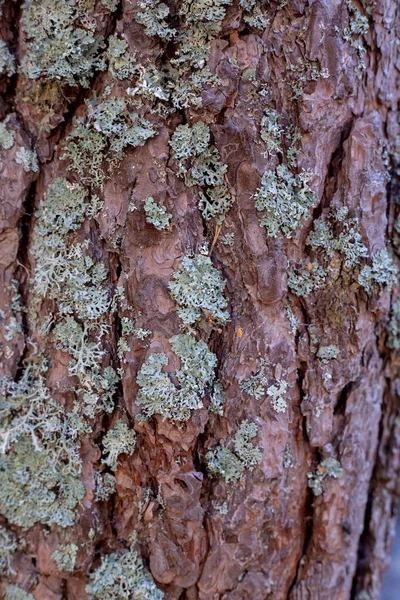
[52,543,78,572]
[136,334,217,421]
[168,253,229,326]
[254,165,316,238]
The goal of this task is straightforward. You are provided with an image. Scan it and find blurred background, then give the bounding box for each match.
[381,517,400,599]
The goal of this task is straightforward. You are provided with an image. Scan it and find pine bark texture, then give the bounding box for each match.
[0,1,400,599]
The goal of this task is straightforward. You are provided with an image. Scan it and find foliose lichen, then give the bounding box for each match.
[15,148,39,173]
[168,253,229,326]
[136,334,217,421]
[5,585,34,600]
[0,40,15,77]
[0,361,85,529]
[0,119,15,150]
[101,420,137,471]
[240,360,290,413]
[207,420,262,483]
[387,300,400,351]
[21,0,106,86]
[307,457,343,496]
[52,543,78,572]
[358,249,398,293]
[62,96,156,187]
[169,122,232,223]
[143,197,172,230]
[317,345,340,364]
[254,165,316,238]
[86,538,164,600]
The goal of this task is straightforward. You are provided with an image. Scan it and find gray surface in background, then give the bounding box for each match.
[382,517,400,599]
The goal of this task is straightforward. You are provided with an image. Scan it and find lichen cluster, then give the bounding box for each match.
[207,420,262,482]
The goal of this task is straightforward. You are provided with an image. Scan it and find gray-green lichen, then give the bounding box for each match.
[136,334,217,421]
[62,96,156,186]
[307,458,343,496]
[101,420,137,471]
[107,35,137,80]
[15,148,39,173]
[168,253,229,326]
[135,0,175,40]
[95,471,116,501]
[240,361,290,413]
[21,0,106,86]
[207,420,262,483]
[0,119,15,150]
[307,207,368,268]
[86,539,164,600]
[52,543,78,572]
[317,345,340,364]
[144,197,172,230]
[254,165,316,238]
[387,300,400,350]
[5,585,34,600]
[169,122,232,223]
[358,249,398,293]
[0,526,17,575]
[0,361,84,529]
[0,40,15,77]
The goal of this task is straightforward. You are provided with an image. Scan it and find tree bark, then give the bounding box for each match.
[0,1,400,599]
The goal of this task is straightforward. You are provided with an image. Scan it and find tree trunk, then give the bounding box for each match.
[0,0,399,599]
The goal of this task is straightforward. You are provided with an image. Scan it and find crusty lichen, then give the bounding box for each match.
[0,119,15,150]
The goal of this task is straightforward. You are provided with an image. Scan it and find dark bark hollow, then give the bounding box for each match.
[0,0,399,599]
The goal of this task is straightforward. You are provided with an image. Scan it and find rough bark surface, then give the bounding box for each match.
[0,1,400,599]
